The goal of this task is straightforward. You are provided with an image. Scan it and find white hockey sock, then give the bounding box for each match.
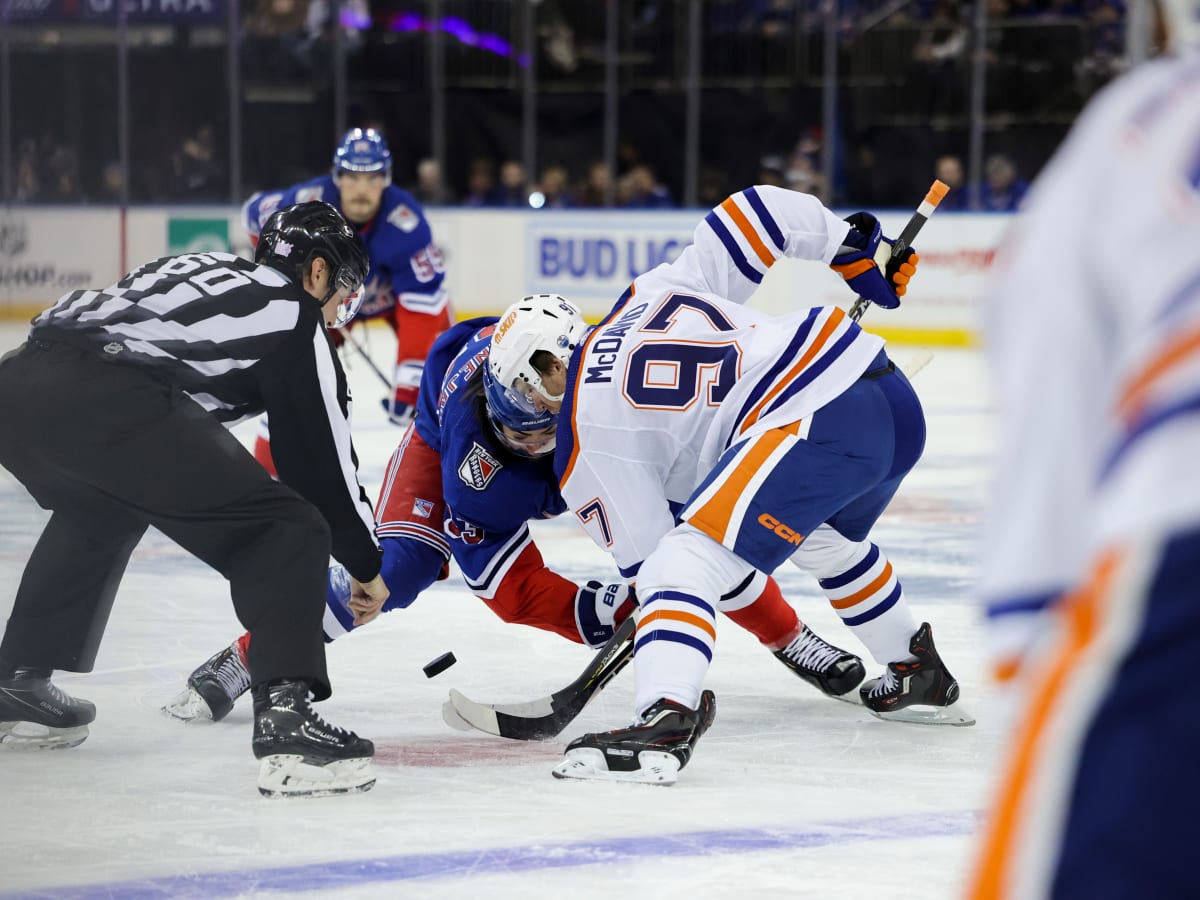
[792,535,917,665]
[632,590,716,716]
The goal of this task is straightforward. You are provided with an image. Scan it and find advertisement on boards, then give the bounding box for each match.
[0,212,118,317]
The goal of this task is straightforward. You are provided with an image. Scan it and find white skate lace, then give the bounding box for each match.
[782,627,845,673]
[869,666,901,698]
[208,647,250,700]
[44,680,73,707]
[297,696,355,741]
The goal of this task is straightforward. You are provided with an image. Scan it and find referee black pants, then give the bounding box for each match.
[0,340,335,700]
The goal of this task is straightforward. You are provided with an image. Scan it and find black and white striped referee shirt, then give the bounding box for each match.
[30,251,382,580]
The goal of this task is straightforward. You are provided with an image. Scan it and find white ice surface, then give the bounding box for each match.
[0,322,1000,900]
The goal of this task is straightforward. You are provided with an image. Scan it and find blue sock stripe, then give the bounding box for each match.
[634,629,714,662]
[640,590,716,619]
[820,544,880,590]
[841,581,902,626]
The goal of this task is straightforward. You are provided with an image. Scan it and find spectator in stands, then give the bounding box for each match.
[575,160,614,207]
[97,161,126,205]
[531,165,574,209]
[462,158,497,207]
[757,154,787,189]
[42,141,82,203]
[486,159,531,207]
[619,163,674,208]
[978,153,1029,211]
[243,0,317,78]
[934,153,968,210]
[169,124,225,200]
[410,157,453,205]
[912,0,968,116]
[785,131,827,201]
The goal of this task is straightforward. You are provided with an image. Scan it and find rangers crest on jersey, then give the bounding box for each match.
[459,442,502,491]
[387,204,420,233]
[412,498,435,518]
[296,185,324,204]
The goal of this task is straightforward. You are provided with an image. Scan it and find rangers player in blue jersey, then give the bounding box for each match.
[167,320,866,722]
[243,127,450,436]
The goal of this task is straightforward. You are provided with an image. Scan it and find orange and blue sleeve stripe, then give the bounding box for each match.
[704,188,786,285]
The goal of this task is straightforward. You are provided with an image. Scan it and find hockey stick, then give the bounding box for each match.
[340,326,393,392]
[848,179,949,323]
[446,616,636,740]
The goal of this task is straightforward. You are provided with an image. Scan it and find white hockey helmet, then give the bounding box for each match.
[487,294,589,403]
[1159,0,1200,50]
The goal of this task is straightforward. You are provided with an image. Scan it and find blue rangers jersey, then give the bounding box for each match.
[243,176,447,321]
[415,318,567,591]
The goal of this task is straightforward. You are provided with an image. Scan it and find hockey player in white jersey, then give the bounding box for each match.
[968,3,1200,896]
[488,185,970,785]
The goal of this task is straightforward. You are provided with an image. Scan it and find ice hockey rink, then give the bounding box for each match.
[0,319,1002,900]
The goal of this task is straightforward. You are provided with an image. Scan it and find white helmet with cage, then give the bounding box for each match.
[487,294,590,404]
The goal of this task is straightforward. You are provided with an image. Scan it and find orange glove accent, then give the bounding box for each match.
[890,252,920,297]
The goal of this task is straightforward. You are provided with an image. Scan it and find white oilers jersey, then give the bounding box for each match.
[981,53,1200,648]
[554,186,883,576]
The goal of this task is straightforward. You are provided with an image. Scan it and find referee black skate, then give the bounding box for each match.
[0,201,389,798]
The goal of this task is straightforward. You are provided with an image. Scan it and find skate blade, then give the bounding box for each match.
[161,687,213,722]
[441,699,476,732]
[0,721,89,750]
[257,754,376,798]
[551,748,680,786]
[867,704,976,727]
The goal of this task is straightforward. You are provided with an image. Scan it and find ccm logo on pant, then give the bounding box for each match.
[757,514,804,545]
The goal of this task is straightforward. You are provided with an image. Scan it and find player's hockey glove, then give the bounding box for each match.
[382,385,418,427]
[575,581,637,648]
[830,212,919,310]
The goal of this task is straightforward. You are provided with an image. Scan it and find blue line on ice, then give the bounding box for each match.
[4,810,981,899]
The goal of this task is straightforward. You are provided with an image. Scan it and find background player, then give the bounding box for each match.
[0,201,387,798]
[489,186,969,785]
[244,126,451,429]
[967,2,1200,896]
[168,317,866,723]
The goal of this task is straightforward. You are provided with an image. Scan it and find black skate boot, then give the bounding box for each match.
[859,622,975,726]
[0,667,96,750]
[552,690,716,785]
[162,637,251,723]
[251,680,376,797]
[773,624,866,698]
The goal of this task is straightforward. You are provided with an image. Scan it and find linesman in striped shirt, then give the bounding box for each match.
[0,201,388,798]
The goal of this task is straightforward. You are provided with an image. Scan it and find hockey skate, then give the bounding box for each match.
[773,624,866,698]
[859,622,975,726]
[0,667,96,750]
[552,690,716,786]
[252,680,376,798]
[162,637,250,723]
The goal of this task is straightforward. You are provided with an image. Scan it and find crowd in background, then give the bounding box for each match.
[6,0,1125,209]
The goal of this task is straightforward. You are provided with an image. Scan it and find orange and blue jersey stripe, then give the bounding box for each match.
[728,307,860,444]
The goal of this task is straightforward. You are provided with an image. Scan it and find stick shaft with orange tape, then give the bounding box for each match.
[849,179,950,322]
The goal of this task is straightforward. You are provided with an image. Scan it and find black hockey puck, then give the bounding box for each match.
[423,652,457,679]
